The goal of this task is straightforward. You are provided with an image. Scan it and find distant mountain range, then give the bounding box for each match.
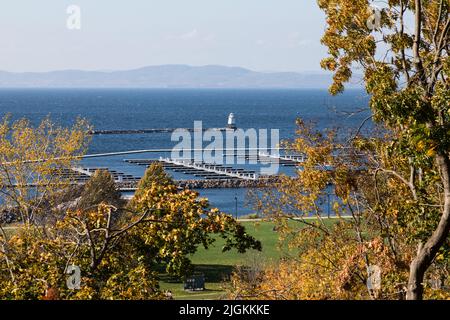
[0,65,363,89]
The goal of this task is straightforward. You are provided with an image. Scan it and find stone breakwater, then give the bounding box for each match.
[177,178,279,189]
[117,177,280,190]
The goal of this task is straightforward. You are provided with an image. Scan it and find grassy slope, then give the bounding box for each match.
[159,221,281,300]
[159,219,340,300]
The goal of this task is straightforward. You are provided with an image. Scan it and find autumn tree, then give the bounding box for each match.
[0,162,261,299]
[136,162,174,189]
[0,115,91,224]
[231,123,404,300]
[231,120,449,300]
[318,0,449,299]
[78,169,123,211]
[128,162,174,209]
[127,164,262,276]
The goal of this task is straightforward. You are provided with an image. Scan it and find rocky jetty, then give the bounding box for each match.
[177,178,279,189]
[117,177,280,190]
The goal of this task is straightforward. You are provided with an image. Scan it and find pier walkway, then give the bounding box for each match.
[125,159,258,180]
[71,167,141,183]
[257,152,306,166]
[159,158,259,180]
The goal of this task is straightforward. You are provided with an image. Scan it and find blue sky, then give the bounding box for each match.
[0,1,328,72]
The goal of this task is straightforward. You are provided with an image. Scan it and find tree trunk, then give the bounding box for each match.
[406,154,450,300]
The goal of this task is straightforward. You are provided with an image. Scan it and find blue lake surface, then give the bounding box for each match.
[0,89,371,216]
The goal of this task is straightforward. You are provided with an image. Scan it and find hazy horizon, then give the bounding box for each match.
[0,64,332,74]
[0,64,365,89]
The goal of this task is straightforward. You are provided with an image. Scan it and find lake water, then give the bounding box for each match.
[0,88,371,216]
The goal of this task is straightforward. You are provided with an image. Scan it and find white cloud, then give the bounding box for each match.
[180,29,198,40]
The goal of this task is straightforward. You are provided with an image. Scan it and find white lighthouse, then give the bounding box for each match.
[227,113,237,130]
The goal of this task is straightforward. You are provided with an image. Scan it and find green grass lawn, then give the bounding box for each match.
[159,219,342,300]
[191,221,288,265]
[159,220,284,300]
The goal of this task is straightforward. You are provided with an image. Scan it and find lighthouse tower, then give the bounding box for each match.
[227,113,237,130]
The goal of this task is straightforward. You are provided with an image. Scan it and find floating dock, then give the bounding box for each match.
[125,158,258,180]
[159,158,258,180]
[220,152,306,167]
[256,152,306,166]
[70,167,141,183]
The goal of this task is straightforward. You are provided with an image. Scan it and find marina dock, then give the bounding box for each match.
[257,152,306,166]
[159,158,259,180]
[69,167,141,184]
[223,152,306,167]
[125,158,259,180]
